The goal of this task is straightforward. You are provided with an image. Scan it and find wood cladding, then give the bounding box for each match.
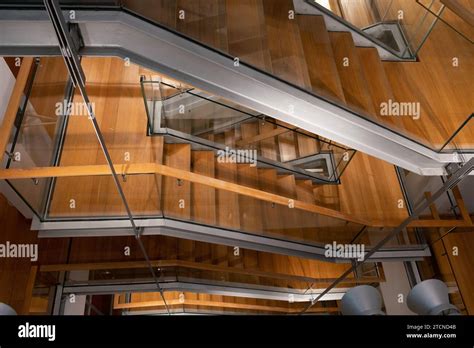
[2,0,473,315]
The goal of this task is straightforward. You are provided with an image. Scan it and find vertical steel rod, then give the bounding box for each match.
[44,0,170,314]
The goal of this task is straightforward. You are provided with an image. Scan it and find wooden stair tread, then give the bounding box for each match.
[297,15,346,102]
[276,174,305,242]
[224,129,237,147]
[329,32,376,117]
[259,120,279,161]
[162,143,191,220]
[313,184,341,211]
[163,143,192,260]
[277,130,298,162]
[240,122,259,142]
[295,179,316,204]
[191,151,217,226]
[122,136,164,215]
[194,148,241,270]
[262,0,312,90]
[226,0,273,71]
[382,61,449,147]
[295,179,319,242]
[214,161,241,231]
[296,131,320,158]
[258,168,282,231]
[236,121,287,147]
[122,0,177,29]
[356,47,405,130]
[237,164,262,270]
[176,0,228,51]
[441,0,474,27]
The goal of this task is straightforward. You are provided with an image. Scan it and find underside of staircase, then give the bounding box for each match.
[0,0,472,315]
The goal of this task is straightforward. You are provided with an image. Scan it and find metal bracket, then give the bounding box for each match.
[68,22,84,53]
[445,162,462,176]
[4,151,14,160]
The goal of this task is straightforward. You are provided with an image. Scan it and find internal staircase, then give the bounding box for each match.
[127,0,414,128]
[2,0,471,315]
[2,0,471,173]
[161,142,351,243]
[142,77,353,184]
[118,0,471,173]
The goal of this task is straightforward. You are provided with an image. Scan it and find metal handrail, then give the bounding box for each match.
[0,2,469,156]
[141,79,355,184]
[141,79,353,153]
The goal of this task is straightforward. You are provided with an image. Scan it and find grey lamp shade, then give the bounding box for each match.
[407,279,460,315]
[341,285,385,315]
[0,302,17,315]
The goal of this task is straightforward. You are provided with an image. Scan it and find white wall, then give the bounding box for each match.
[379,262,416,315]
[0,57,15,124]
[368,228,415,314]
[63,271,89,315]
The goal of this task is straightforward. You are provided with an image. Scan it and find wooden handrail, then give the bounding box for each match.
[0,162,470,228]
[0,162,371,225]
